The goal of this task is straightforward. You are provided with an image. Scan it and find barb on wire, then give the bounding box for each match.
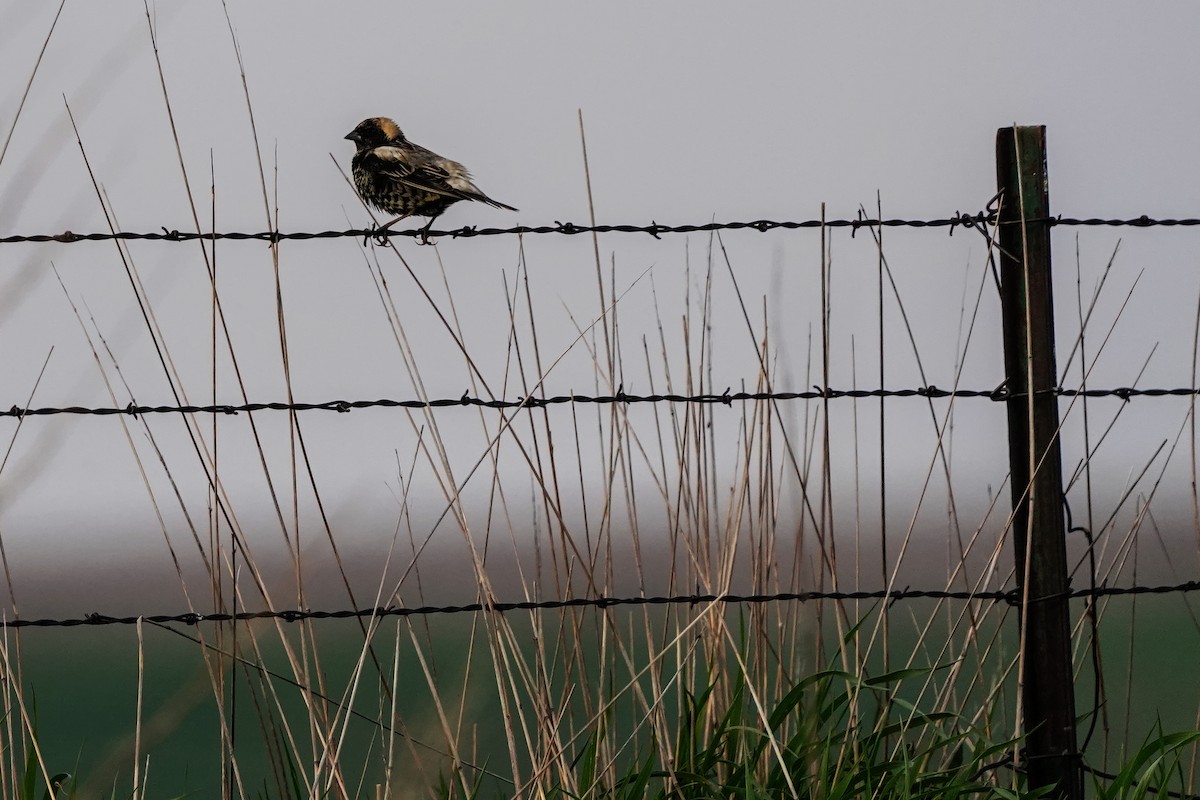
[4,580,1197,630]
[4,384,1200,420]
[3,213,1199,246]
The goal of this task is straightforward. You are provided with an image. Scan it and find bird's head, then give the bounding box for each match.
[345,117,405,149]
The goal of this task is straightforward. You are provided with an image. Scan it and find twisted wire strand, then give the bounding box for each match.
[5,580,1195,629]
[2,384,1193,420]
[4,212,1198,246]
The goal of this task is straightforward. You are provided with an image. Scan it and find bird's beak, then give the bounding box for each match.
[344,132,358,142]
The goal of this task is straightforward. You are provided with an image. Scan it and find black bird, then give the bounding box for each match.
[345,117,516,244]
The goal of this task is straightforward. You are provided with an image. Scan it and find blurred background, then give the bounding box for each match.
[1,3,1199,798]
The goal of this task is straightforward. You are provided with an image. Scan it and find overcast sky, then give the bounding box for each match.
[1,2,1199,615]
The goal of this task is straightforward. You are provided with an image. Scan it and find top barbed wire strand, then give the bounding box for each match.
[3,213,1200,245]
[4,385,1200,420]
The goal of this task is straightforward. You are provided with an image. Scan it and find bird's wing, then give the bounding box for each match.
[364,145,480,202]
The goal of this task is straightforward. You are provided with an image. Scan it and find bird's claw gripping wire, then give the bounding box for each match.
[416,220,437,246]
[367,223,392,247]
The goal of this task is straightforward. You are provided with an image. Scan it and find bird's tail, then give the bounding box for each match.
[478,194,517,212]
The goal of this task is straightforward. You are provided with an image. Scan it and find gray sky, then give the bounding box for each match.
[1,2,1199,614]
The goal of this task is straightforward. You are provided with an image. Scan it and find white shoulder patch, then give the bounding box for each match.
[372,146,411,163]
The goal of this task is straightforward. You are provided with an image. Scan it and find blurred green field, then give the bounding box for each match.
[14,593,1199,798]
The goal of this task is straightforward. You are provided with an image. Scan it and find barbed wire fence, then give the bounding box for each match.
[3,209,1199,637]
[3,384,1199,419]
[5,186,1200,796]
[11,206,1200,618]
[3,211,1200,246]
[0,580,1192,630]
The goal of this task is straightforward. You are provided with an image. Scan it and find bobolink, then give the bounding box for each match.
[345,117,516,244]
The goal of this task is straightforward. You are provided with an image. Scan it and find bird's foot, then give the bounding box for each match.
[364,214,410,247]
[412,216,442,246]
[365,222,393,247]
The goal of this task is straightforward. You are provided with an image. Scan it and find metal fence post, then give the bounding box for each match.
[995,125,1082,799]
